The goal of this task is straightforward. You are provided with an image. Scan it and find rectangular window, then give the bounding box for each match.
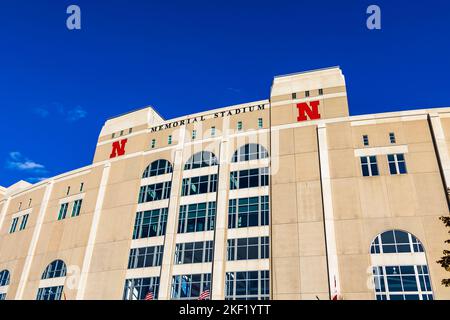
[192,130,197,140]
[292,92,297,99]
[181,174,217,196]
[171,273,211,300]
[112,133,115,139]
[228,196,269,228]
[360,156,379,177]
[363,135,369,146]
[120,130,124,136]
[168,135,172,145]
[305,90,310,97]
[57,203,69,220]
[123,277,160,300]
[128,246,164,269]
[9,217,19,233]
[138,181,172,203]
[258,118,263,129]
[132,208,169,239]
[151,139,156,149]
[225,270,269,300]
[36,286,64,300]
[211,127,216,137]
[227,237,269,261]
[0,293,6,300]
[178,202,216,234]
[174,241,214,264]
[388,154,407,175]
[129,128,133,134]
[237,121,243,131]
[319,88,323,95]
[389,132,396,144]
[19,214,29,231]
[230,168,269,190]
[71,199,83,217]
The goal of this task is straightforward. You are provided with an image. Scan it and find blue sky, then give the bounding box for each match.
[1,0,450,187]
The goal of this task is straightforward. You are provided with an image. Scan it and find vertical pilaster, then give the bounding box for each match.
[158,127,186,300]
[15,181,54,300]
[317,124,340,299]
[0,197,11,235]
[429,113,450,209]
[211,139,230,300]
[76,163,111,299]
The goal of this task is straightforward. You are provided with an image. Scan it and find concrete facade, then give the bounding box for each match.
[0,67,449,300]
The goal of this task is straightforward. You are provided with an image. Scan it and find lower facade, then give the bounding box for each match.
[0,67,449,300]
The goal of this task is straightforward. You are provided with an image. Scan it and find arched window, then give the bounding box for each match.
[370,230,433,300]
[41,260,67,280]
[143,159,173,178]
[184,151,218,170]
[0,270,10,286]
[232,144,269,163]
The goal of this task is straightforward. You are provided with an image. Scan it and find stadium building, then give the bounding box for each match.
[0,67,449,300]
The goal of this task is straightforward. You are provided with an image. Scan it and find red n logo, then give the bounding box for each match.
[297,100,321,122]
[110,139,128,159]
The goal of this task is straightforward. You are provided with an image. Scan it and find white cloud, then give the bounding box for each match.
[6,151,46,173]
[66,106,87,122]
[32,103,87,122]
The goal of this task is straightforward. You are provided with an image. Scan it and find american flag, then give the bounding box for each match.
[198,289,210,300]
[144,291,154,300]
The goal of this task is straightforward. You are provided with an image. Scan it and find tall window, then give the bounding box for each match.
[228,196,269,228]
[363,135,369,146]
[389,132,396,144]
[142,159,173,178]
[19,214,29,231]
[237,121,243,131]
[184,151,218,170]
[71,199,82,217]
[171,274,211,300]
[232,144,269,162]
[211,126,216,137]
[181,174,217,196]
[174,241,214,264]
[132,208,168,239]
[225,271,269,300]
[360,156,379,177]
[57,203,69,220]
[151,139,156,149]
[192,130,197,140]
[0,270,10,287]
[258,118,263,129]
[230,168,269,190]
[138,181,172,203]
[168,135,172,145]
[123,277,160,300]
[387,154,407,175]
[370,230,433,300]
[0,269,9,300]
[37,286,64,300]
[178,202,216,233]
[128,246,164,269]
[42,260,67,280]
[9,217,19,233]
[227,237,269,261]
[37,260,67,301]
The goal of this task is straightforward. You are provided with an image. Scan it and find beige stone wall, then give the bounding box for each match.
[0,67,449,301]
